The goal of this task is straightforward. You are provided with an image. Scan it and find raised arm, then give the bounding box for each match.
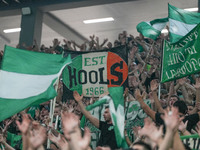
[159,107,184,150]
[134,89,156,121]
[178,78,191,105]
[150,79,164,113]
[0,134,15,150]
[73,91,99,128]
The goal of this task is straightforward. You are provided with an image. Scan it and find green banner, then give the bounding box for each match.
[161,24,200,83]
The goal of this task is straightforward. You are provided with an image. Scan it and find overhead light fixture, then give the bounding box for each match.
[3,28,21,33]
[161,29,168,34]
[2,0,9,5]
[83,17,114,24]
[184,7,198,12]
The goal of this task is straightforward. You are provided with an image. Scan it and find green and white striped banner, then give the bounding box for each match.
[0,46,71,121]
[136,18,168,40]
[169,4,200,43]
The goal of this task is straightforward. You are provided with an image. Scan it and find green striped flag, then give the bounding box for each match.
[108,87,128,148]
[80,87,128,148]
[169,4,200,43]
[136,18,168,40]
[0,46,71,122]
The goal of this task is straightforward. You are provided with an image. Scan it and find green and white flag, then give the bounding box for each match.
[0,46,71,121]
[80,87,128,148]
[161,24,200,83]
[169,4,200,43]
[109,87,128,148]
[136,18,168,40]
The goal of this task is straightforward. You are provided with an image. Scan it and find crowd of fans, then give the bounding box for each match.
[0,29,200,150]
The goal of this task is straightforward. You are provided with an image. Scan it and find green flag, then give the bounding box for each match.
[0,46,71,121]
[168,4,200,43]
[161,24,200,83]
[136,18,168,40]
[108,87,128,148]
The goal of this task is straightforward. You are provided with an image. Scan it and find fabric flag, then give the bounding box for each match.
[80,88,128,148]
[136,18,168,40]
[0,46,71,122]
[62,46,128,98]
[161,24,200,83]
[168,4,200,43]
[108,87,128,148]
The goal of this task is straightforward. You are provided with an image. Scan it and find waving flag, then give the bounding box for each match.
[161,24,200,83]
[169,4,200,43]
[108,87,128,148]
[0,46,71,121]
[136,18,168,40]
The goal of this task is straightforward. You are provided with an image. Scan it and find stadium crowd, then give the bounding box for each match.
[0,29,200,150]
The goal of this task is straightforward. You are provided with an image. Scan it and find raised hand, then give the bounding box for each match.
[150,79,158,92]
[49,132,69,150]
[0,134,5,143]
[69,127,91,150]
[61,112,79,140]
[29,124,47,149]
[161,107,182,132]
[73,91,83,102]
[35,108,40,120]
[132,126,142,139]
[15,114,31,135]
[193,77,200,89]
[178,121,188,134]
[131,76,139,87]
[123,87,129,98]
[134,89,145,101]
[178,77,186,86]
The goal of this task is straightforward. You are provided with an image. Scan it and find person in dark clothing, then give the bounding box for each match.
[155,100,200,132]
[73,91,118,149]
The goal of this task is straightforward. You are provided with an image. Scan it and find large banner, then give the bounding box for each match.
[161,24,200,83]
[62,46,128,97]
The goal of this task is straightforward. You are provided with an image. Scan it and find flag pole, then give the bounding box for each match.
[47,78,60,149]
[158,83,161,100]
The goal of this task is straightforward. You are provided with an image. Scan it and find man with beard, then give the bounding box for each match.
[73,91,118,149]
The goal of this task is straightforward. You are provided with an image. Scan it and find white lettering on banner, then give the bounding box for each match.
[183,31,198,45]
[165,58,200,80]
[185,45,197,55]
[167,52,185,66]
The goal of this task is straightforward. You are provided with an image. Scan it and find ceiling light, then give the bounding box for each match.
[83,17,114,24]
[3,28,21,33]
[184,7,198,12]
[161,29,168,34]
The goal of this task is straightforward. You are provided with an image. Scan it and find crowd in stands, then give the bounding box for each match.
[0,28,200,150]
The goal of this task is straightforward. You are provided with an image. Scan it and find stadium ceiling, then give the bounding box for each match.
[0,0,198,50]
